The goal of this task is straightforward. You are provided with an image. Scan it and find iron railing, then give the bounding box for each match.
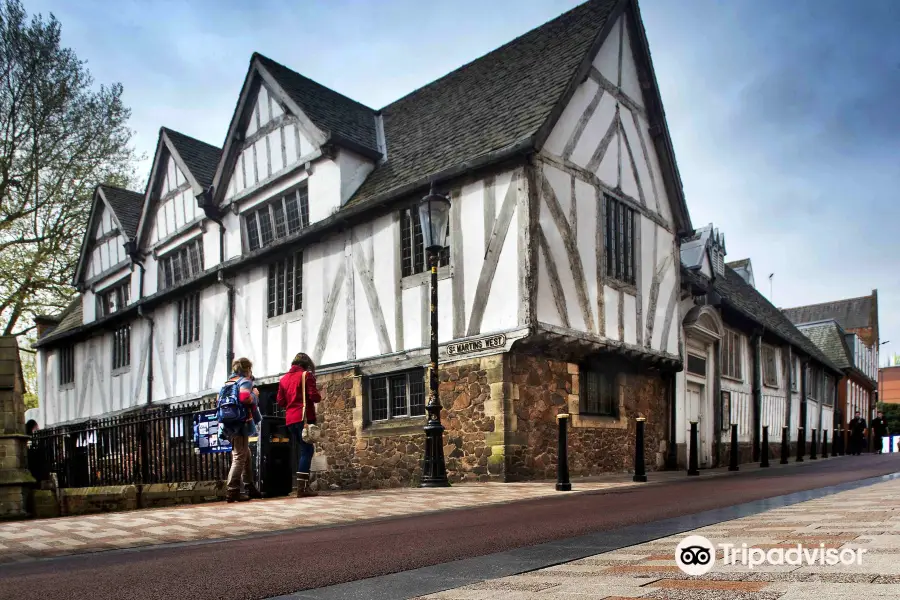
[28,398,234,488]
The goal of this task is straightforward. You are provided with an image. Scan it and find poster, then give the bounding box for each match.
[193,409,232,454]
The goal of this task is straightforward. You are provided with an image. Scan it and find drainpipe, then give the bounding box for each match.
[751,332,762,462]
[218,271,235,378]
[137,305,154,406]
[712,336,722,467]
[785,345,793,433]
[667,370,677,470]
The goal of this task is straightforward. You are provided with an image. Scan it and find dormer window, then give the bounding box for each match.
[97,280,130,317]
[243,186,309,252]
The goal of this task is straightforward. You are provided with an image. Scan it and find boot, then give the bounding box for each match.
[296,472,318,498]
[226,490,250,503]
[246,483,263,499]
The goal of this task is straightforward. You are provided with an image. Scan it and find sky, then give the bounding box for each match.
[25,0,900,365]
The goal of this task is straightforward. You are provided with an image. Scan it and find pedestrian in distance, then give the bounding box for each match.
[277,352,322,498]
[848,411,867,456]
[218,357,263,503]
[872,411,889,454]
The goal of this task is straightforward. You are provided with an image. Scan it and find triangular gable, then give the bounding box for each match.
[73,186,137,286]
[134,128,222,248]
[210,54,379,206]
[536,0,692,236]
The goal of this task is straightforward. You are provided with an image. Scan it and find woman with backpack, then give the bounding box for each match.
[220,357,263,503]
[276,352,321,498]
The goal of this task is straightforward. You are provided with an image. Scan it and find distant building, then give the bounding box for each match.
[879,366,900,405]
[783,292,880,427]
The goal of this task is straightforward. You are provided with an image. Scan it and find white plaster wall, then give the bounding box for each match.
[336,149,374,206]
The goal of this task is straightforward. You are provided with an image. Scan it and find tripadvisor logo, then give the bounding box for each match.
[675,535,868,574]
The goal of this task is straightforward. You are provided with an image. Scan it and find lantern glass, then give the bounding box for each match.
[417,191,451,252]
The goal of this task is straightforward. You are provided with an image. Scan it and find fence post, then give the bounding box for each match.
[687,421,700,476]
[556,413,571,491]
[760,425,770,468]
[729,424,739,471]
[633,417,647,483]
[780,425,789,464]
[810,428,818,460]
[139,419,151,484]
[822,429,829,458]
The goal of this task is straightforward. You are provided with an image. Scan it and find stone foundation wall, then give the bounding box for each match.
[505,353,670,482]
[312,355,506,490]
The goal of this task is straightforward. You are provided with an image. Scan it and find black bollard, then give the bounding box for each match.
[810,428,818,460]
[833,428,839,456]
[760,426,770,468]
[840,428,846,456]
[796,427,805,462]
[688,421,700,476]
[728,424,739,471]
[822,429,829,458]
[633,417,647,483]
[556,413,571,491]
[780,425,789,464]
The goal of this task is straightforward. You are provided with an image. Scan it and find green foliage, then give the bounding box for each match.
[0,0,141,342]
[877,402,900,434]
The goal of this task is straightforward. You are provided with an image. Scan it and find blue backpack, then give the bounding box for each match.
[217,377,248,425]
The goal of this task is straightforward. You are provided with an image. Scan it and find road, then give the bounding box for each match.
[1,455,898,600]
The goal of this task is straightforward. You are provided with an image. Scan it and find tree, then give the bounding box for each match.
[0,0,140,343]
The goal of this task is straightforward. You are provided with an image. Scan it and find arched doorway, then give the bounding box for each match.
[682,305,724,467]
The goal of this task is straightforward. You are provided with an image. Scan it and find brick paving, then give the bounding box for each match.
[414,478,900,599]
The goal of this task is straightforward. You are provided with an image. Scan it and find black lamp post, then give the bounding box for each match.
[418,184,451,488]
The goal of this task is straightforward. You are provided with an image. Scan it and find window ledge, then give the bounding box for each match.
[112,366,131,378]
[267,309,303,328]
[401,265,452,290]
[176,340,201,355]
[362,416,427,438]
[571,414,627,430]
[722,375,744,383]
[59,382,75,391]
[763,382,779,390]
[604,279,638,295]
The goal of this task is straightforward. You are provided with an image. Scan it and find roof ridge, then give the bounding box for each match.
[252,52,377,114]
[161,126,222,152]
[98,183,143,196]
[379,0,597,112]
[783,293,874,312]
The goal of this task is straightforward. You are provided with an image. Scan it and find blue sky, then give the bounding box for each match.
[28,0,900,365]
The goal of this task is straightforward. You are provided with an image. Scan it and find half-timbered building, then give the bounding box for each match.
[678,226,844,468]
[33,0,696,486]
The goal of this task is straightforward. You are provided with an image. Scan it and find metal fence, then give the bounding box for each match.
[28,398,234,488]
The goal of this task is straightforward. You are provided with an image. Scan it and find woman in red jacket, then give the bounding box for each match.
[276,352,321,497]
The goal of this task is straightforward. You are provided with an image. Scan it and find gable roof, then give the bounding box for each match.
[134,128,223,246]
[708,266,843,375]
[162,128,222,190]
[72,184,143,286]
[99,185,143,239]
[345,0,620,210]
[210,0,692,234]
[783,293,876,332]
[796,321,853,371]
[36,297,82,340]
[254,54,379,158]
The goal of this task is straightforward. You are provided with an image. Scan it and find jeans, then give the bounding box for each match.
[288,422,315,473]
[227,434,254,493]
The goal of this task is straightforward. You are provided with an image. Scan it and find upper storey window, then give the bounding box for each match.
[97,280,130,317]
[158,238,204,292]
[604,195,636,286]
[243,186,309,252]
[399,206,449,277]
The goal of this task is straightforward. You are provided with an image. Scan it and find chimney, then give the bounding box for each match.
[34,315,60,339]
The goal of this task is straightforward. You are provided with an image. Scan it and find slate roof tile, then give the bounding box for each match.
[163,128,222,189]
[255,54,379,156]
[100,185,143,240]
[783,296,874,332]
[344,0,619,208]
[797,322,853,371]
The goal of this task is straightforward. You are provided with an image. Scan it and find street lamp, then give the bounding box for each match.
[418,183,451,488]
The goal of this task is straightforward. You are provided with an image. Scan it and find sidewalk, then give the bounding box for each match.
[416,472,900,599]
[0,454,844,564]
